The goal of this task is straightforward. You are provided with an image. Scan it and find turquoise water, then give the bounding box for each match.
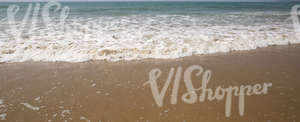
[0,2,298,25]
[55,2,297,15]
[0,2,298,16]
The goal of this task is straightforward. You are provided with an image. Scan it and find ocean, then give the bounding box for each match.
[0,1,299,62]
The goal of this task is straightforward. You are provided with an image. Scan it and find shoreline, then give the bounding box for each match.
[1,44,300,65]
[0,44,299,122]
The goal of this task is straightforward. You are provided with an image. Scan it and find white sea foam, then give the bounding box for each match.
[0,15,298,63]
[20,103,40,111]
[0,113,6,120]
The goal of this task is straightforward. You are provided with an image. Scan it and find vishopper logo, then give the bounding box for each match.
[0,1,70,41]
[292,5,300,38]
[144,65,272,118]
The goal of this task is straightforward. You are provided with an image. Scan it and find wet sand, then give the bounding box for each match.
[0,45,299,122]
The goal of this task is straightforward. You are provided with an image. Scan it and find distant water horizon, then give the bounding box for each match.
[0,1,296,2]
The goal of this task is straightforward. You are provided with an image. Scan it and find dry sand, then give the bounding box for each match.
[0,45,299,122]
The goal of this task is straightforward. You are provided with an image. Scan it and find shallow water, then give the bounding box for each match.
[0,2,299,62]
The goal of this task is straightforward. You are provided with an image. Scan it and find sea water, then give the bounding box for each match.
[0,1,299,62]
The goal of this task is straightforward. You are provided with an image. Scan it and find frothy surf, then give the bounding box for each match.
[0,3,299,63]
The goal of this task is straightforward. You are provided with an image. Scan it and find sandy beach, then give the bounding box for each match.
[0,44,299,122]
